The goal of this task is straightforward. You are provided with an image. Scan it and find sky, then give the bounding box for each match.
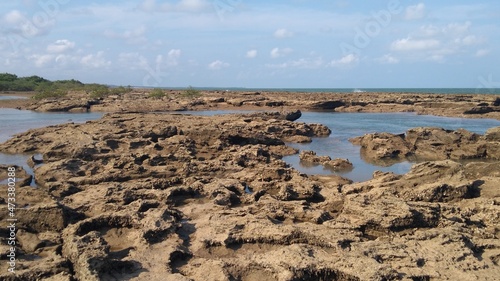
[0,0,499,89]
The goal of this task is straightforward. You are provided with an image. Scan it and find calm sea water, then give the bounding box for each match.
[0,96,28,100]
[0,108,103,143]
[167,87,500,95]
[0,109,499,183]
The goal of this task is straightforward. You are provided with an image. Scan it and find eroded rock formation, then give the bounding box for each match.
[0,112,499,280]
[15,90,500,121]
[351,126,500,164]
[299,150,353,171]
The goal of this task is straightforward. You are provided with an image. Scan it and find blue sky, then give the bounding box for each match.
[0,0,499,88]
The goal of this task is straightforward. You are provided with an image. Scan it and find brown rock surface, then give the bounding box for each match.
[8,90,499,121]
[1,111,499,280]
[350,133,412,162]
[352,127,500,164]
[299,150,353,171]
[0,165,32,187]
[484,126,500,141]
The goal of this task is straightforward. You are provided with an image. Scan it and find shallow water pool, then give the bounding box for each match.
[181,110,500,182]
[284,112,500,181]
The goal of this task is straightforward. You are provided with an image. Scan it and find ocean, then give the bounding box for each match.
[161,87,500,95]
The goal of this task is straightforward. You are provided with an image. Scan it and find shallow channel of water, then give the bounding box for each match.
[0,108,103,184]
[0,96,28,100]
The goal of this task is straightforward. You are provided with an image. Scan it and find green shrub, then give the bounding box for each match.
[0,73,84,92]
[0,73,18,82]
[149,88,166,99]
[183,86,201,98]
[110,85,133,95]
[0,73,111,98]
[52,79,84,91]
[32,89,67,100]
[85,84,110,98]
[0,73,48,91]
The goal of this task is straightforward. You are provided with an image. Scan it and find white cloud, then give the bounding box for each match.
[29,54,54,67]
[405,3,426,20]
[155,54,164,65]
[139,0,211,13]
[26,51,79,68]
[140,0,156,11]
[47,39,75,53]
[330,54,359,66]
[246,49,257,58]
[178,0,210,11]
[416,25,441,37]
[458,35,484,46]
[377,54,399,64]
[4,10,25,25]
[208,60,229,70]
[168,49,181,58]
[167,49,181,66]
[266,57,324,69]
[118,52,146,69]
[475,49,490,57]
[2,9,54,37]
[81,51,111,68]
[444,21,471,35]
[103,26,147,44]
[274,28,294,39]
[391,38,440,51]
[54,54,71,65]
[270,47,293,58]
[404,20,487,62]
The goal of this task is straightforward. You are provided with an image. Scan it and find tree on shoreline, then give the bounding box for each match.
[0,73,50,91]
[0,72,132,100]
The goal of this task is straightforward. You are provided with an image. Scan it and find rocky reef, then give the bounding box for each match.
[0,110,499,280]
[11,90,500,120]
[350,126,500,164]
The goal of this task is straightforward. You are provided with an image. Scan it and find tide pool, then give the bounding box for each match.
[284,112,500,181]
[0,108,103,143]
[181,110,500,182]
[0,109,103,184]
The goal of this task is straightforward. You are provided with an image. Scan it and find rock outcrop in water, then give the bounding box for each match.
[1,112,500,280]
[299,150,353,171]
[350,126,500,164]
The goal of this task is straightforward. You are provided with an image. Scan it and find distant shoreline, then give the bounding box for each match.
[2,90,500,120]
[125,87,500,95]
